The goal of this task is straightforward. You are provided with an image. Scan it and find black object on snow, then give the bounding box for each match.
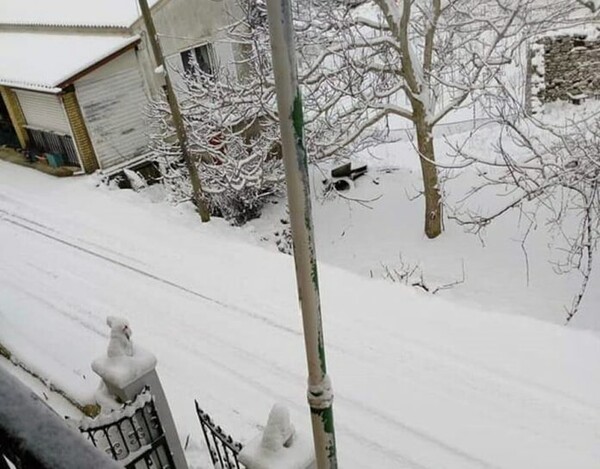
[331,163,368,181]
[334,179,351,191]
[331,163,352,178]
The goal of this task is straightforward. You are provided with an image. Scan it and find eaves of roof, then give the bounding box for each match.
[0,22,131,31]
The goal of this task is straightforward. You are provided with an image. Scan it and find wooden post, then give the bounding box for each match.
[137,0,211,222]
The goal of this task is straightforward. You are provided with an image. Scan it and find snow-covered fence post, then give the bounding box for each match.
[239,404,316,469]
[91,317,189,469]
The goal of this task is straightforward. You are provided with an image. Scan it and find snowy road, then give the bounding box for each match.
[1,162,600,468]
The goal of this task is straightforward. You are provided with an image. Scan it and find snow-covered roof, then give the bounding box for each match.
[0,33,140,93]
[0,0,161,28]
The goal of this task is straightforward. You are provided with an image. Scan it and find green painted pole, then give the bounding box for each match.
[265,1,338,468]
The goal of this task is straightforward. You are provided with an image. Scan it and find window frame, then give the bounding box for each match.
[180,42,215,76]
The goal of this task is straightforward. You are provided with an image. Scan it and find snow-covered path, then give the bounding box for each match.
[1,162,600,468]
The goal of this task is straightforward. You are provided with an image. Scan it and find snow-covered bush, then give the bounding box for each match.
[151,0,588,235]
[148,0,284,225]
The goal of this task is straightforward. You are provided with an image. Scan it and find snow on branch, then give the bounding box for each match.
[148,0,286,225]
[449,98,600,322]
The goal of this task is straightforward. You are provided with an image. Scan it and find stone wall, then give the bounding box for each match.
[532,31,600,106]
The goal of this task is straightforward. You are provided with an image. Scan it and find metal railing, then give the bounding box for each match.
[195,401,244,469]
[80,391,175,469]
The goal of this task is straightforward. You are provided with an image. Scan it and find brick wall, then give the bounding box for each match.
[61,90,99,174]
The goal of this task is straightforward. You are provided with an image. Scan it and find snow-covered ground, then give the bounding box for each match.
[1,160,600,468]
[249,128,600,331]
[0,355,82,420]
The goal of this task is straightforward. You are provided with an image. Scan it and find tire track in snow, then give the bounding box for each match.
[0,273,108,340]
[2,211,597,468]
[0,208,144,265]
[0,213,301,338]
[325,292,600,416]
[0,219,437,468]
[0,212,501,468]
[149,334,435,469]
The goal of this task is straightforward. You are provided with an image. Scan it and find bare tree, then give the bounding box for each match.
[148,0,285,224]
[149,0,579,235]
[449,89,600,322]
[299,0,578,238]
[444,0,600,321]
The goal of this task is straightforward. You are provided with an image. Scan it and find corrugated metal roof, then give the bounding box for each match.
[0,33,141,93]
[0,0,161,28]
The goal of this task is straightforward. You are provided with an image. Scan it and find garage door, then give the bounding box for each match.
[75,51,149,169]
[15,90,71,134]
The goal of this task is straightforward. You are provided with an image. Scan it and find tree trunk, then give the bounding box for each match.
[414,112,442,239]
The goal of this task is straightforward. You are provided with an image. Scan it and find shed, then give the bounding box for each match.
[0,0,243,174]
[0,31,150,174]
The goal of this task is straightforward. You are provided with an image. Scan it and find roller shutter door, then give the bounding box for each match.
[75,55,148,169]
[15,90,71,134]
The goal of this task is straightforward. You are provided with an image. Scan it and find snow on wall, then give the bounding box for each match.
[529,43,546,112]
[79,389,153,430]
[92,344,156,390]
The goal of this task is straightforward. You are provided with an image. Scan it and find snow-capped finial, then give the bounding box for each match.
[239,403,314,468]
[106,316,133,358]
[260,403,295,451]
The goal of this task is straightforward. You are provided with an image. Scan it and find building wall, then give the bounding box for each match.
[0,86,28,148]
[74,49,150,170]
[131,0,240,96]
[532,33,600,105]
[61,89,99,174]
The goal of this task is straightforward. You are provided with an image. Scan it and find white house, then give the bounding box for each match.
[0,0,239,174]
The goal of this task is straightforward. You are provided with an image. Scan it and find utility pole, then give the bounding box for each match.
[138,0,210,222]
[266,1,338,468]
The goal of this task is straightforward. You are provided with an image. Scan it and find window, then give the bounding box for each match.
[181,44,214,76]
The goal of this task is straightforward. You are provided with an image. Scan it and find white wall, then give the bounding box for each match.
[75,50,150,169]
[132,0,241,97]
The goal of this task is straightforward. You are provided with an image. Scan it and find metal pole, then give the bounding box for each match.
[138,0,211,222]
[266,2,338,468]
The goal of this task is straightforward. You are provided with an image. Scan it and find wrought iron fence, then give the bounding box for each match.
[80,391,174,469]
[195,401,244,469]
